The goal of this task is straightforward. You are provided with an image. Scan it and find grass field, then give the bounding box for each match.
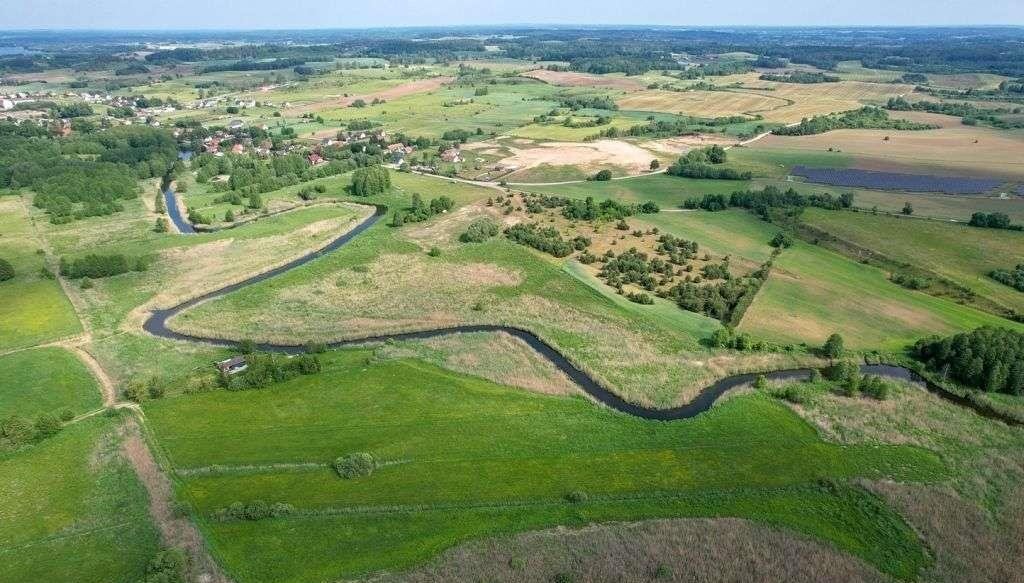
[0,415,160,583]
[144,350,943,583]
[739,238,1019,350]
[0,347,103,419]
[0,196,82,351]
[801,209,1024,314]
[521,174,751,207]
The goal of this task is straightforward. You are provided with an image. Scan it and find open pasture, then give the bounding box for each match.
[145,350,942,583]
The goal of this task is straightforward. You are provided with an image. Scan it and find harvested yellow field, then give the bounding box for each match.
[617,89,787,118]
[617,80,912,123]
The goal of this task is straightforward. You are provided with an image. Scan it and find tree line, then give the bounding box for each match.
[772,107,938,136]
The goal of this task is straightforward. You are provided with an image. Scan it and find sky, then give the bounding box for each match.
[3,0,1023,29]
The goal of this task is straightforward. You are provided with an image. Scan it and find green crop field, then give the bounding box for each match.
[0,415,160,583]
[0,347,102,419]
[739,238,1020,349]
[0,197,82,351]
[145,350,942,583]
[801,209,1024,314]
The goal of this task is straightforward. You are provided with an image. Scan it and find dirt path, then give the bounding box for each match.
[122,420,232,583]
[64,340,117,407]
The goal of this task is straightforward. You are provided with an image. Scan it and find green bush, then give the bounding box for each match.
[593,169,613,181]
[565,490,589,503]
[142,549,189,583]
[0,258,14,282]
[34,414,62,438]
[459,218,500,243]
[334,452,376,479]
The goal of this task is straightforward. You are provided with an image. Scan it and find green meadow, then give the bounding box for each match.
[145,350,942,583]
[0,415,160,583]
[0,196,81,351]
[0,347,102,419]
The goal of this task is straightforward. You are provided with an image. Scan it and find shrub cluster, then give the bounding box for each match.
[334,452,376,479]
[0,258,14,282]
[667,146,752,181]
[969,212,1020,231]
[390,193,454,226]
[349,165,392,197]
[223,353,322,390]
[459,217,500,243]
[990,264,1024,292]
[1,413,66,450]
[212,500,296,522]
[505,223,578,257]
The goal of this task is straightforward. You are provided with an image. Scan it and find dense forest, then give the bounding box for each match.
[0,122,177,223]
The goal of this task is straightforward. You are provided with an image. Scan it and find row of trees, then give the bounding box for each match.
[59,253,149,279]
[773,107,938,136]
[969,212,1020,231]
[683,185,853,216]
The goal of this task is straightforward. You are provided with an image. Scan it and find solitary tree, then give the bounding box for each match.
[650,159,660,170]
[901,202,914,216]
[822,333,845,360]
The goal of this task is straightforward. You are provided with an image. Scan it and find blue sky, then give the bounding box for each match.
[3,0,1023,29]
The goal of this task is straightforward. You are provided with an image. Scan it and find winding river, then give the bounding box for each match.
[146,193,1018,423]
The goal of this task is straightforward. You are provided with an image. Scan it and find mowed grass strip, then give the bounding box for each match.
[0,347,102,418]
[0,416,160,583]
[144,351,942,582]
[0,196,81,350]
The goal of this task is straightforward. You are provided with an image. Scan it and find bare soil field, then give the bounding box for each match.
[521,69,645,90]
[751,112,1024,178]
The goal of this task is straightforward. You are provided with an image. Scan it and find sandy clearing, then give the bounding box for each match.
[521,69,645,90]
[640,134,738,155]
[495,139,661,174]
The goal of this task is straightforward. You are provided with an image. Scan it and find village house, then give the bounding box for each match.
[229,119,245,130]
[307,152,326,166]
[440,148,463,163]
[231,143,245,155]
[215,356,248,376]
